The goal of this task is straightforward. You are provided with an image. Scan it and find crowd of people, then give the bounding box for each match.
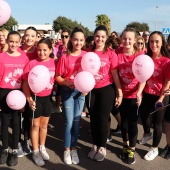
[0,25,170,167]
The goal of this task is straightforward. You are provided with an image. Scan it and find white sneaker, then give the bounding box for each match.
[87,145,98,159]
[18,142,24,157]
[94,147,106,161]
[139,133,153,144]
[64,150,72,164]
[144,147,158,161]
[71,150,79,164]
[32,152,45,166]
[40,146,49,160]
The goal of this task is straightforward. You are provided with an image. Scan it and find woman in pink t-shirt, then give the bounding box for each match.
[18,26,38,61]
[18,26,39,157]
[140,31,170,161]
[22,38,55,167]
[55,27,86,165]
[0,31,29,166]
[115,28,145,165]
[87,25,122,162]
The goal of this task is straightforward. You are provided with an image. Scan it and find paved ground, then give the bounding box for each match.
[0,111,170,170]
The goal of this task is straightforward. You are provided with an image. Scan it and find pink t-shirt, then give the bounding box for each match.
[165,61,170,79]
[144,56,170,96]
[92,48,118,88]
[22,58,56,97]
[57,45,67,60]
[18,46,38,61]
[116,47,144,98]
[56,50,86,82]
[0,52,29,89]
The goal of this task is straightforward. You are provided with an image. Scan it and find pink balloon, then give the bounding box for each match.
[81,52,101,75]
[132,54,154,83]
[0,0,11,26]
[28,65,50,94]
[74,71,95,93]
[6,90,26,110]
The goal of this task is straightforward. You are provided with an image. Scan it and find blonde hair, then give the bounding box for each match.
[0,29,9,52]
[136,36,146,52]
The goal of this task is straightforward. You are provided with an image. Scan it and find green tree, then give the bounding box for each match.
[53,16,91,36]
[0,16,18,31]
[95,14,111,35]
[126,22,149,32]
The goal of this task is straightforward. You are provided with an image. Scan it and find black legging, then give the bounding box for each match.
[119,98,138,147]
[85,84,115,147]
[140,92,169,147]
[0,88,20,150]
[164,96,170,123]
[19,102,31,142]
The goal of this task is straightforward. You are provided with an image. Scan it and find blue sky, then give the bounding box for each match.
[6,0,170,33]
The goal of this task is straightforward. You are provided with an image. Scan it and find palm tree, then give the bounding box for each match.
[95,14,111,35]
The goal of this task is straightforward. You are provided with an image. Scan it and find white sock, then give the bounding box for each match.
[33,149,39,154]
[39,145,45,150]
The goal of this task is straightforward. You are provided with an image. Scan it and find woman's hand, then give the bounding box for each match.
[115,96,122,108]
[20,107,25,112]
[64,79,75,89]
[82,93,88,96]
[28,100,36,111]
[164,89,170,96]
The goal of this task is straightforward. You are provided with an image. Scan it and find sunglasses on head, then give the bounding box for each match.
[137,42,143,45]
[61,35,69,39]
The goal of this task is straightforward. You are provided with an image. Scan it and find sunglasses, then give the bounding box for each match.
[61,35,69,39]
[137,42,143,45]
[143,34,149,36]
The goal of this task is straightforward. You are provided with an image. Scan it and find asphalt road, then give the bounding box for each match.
[0,111,169,170]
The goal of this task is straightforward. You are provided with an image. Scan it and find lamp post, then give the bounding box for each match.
[155,6,158,31]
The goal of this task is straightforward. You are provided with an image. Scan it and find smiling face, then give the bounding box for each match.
[24,29,37,47]
[121,31,136,50]
[149,33,162,55]
[70,32,85,51]
[7,34,21,53]
[37,43,52,61]
[94,30,108,49]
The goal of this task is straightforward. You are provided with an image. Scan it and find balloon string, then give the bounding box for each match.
[89,91,91,108]
[149,103,170,115]
[32,95,36,126]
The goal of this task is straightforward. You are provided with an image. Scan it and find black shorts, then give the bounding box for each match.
[29,95,52,118]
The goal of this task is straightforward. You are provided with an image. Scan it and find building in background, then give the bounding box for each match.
[13,24,61,40]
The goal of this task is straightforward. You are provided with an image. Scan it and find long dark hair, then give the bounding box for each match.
[67,27,84,56]
[91,25,109,53]
[146,31,170,58]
